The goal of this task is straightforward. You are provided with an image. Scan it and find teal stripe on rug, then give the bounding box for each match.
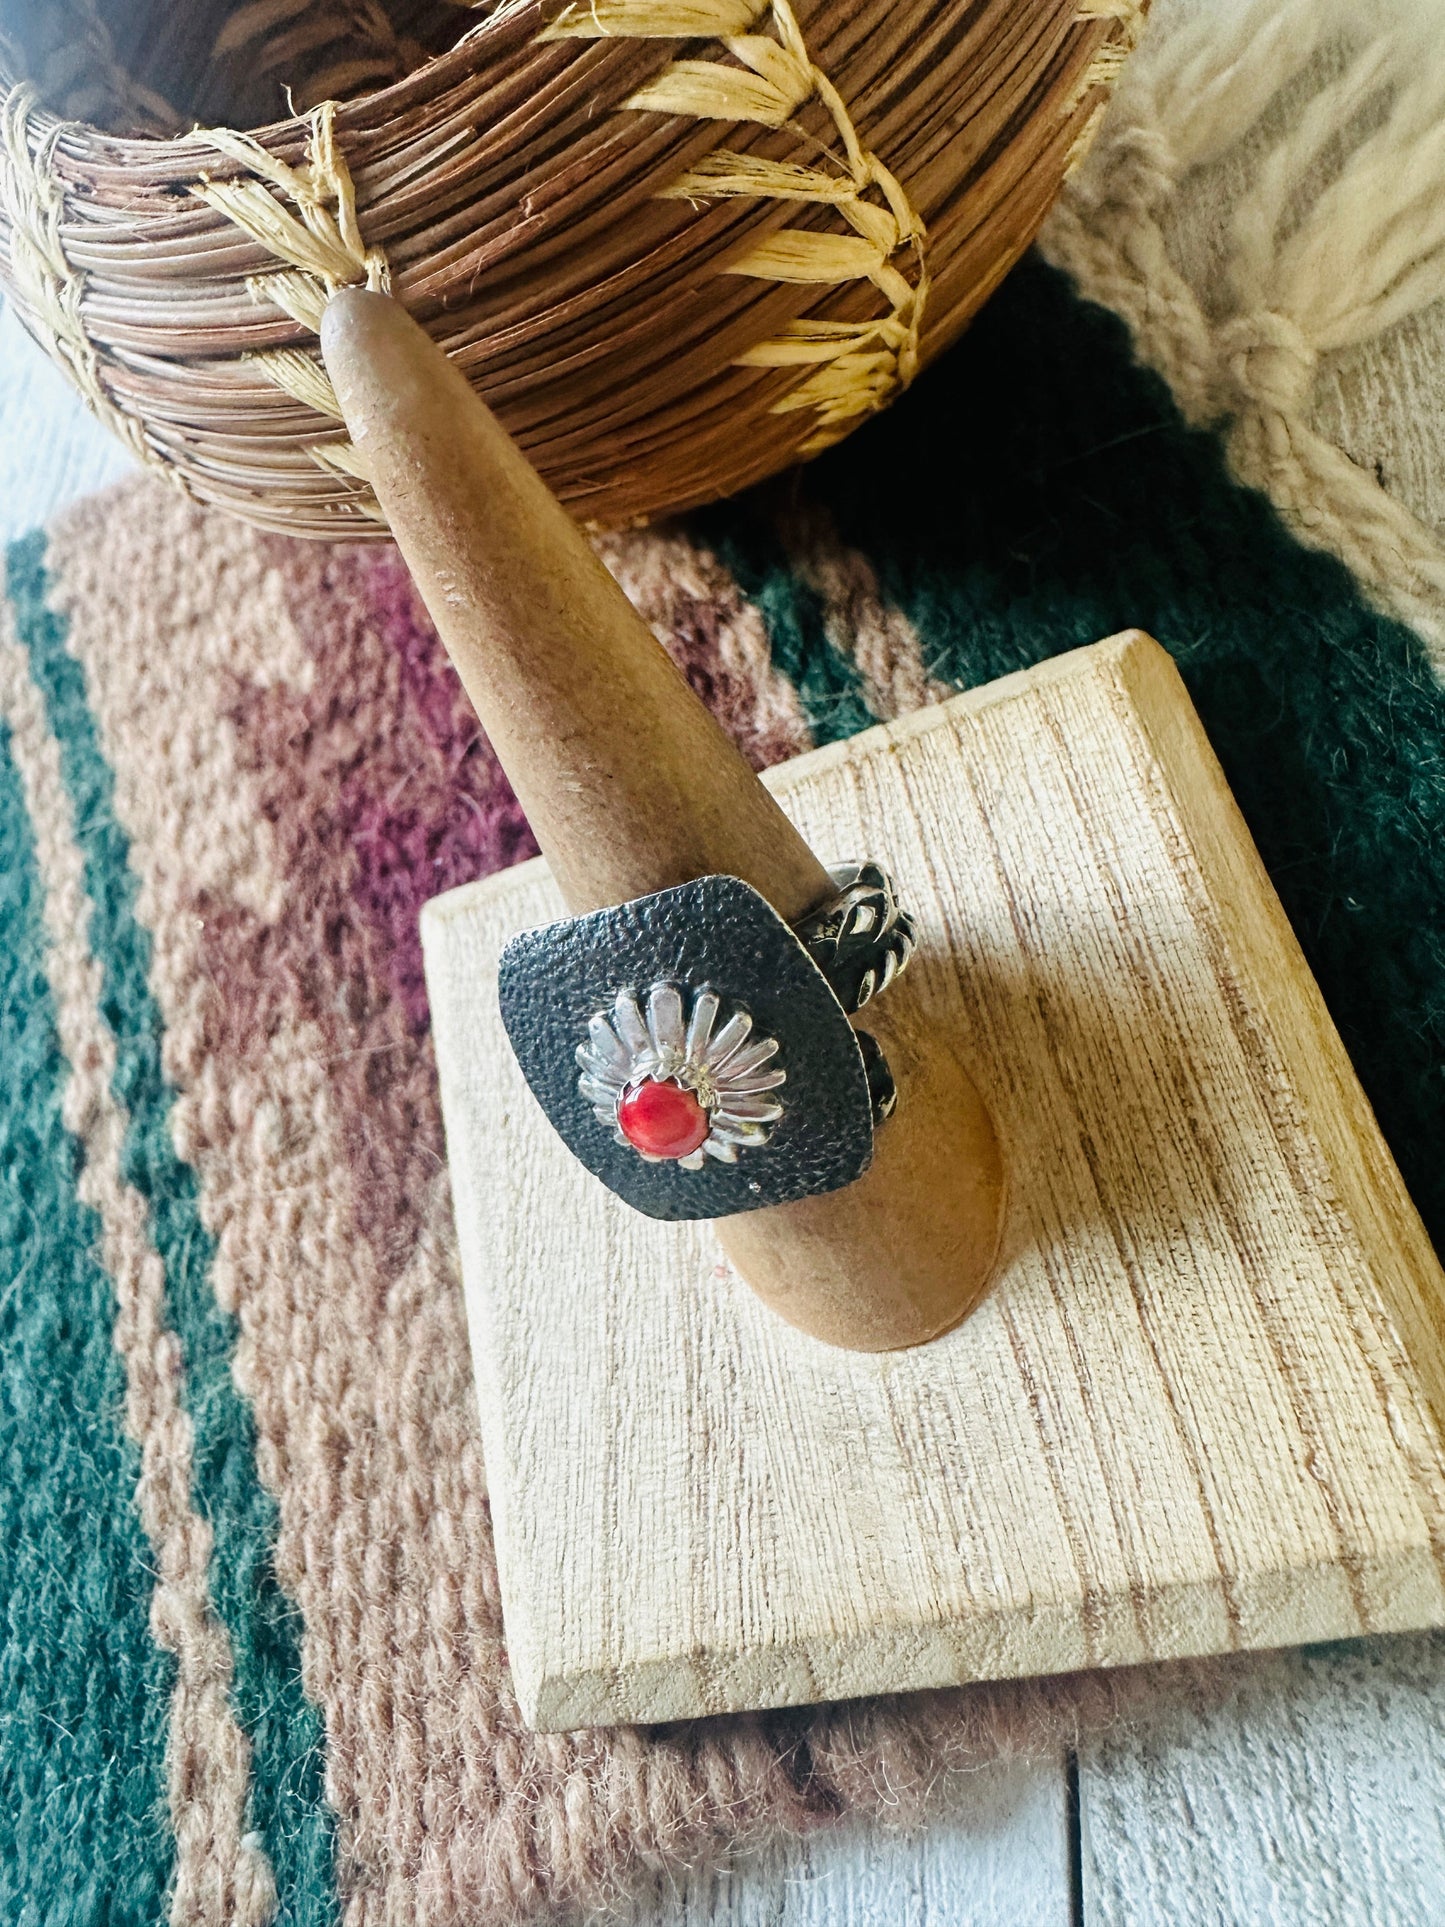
[690,505,878,744]
[5,534,337,1925]
[0,719,174,1925]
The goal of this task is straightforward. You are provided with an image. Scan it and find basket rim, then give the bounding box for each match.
[0,0,555,165]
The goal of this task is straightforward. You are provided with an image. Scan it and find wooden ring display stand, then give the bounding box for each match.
[323,287,1006,1351]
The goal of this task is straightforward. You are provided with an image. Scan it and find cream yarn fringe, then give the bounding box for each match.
[1042,0,1445,670]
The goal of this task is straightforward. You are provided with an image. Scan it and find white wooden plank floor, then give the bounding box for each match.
[1081,1634,1445,1927]
[6,292,1445,1927]
[629,1758,1070,1926]
[0,303,135,541]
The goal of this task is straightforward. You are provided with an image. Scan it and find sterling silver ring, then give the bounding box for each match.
[499,866,915,1223]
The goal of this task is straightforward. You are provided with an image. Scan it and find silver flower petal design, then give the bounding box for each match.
[685,988,720,1060]
[703,1009,753,1071]
[612,989,651,1058]
[647,982,685,1053]
[576,982,784,1169]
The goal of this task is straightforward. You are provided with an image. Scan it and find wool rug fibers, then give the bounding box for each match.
[1044,0,1445,654]
[3,247,1444,1923]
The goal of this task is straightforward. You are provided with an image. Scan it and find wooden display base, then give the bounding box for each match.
[421,632,1445,1732]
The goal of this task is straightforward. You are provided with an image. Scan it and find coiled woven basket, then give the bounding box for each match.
[0,0,1145,535]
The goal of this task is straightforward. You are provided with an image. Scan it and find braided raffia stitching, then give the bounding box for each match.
[197,0,932,479]
[0,86,157,469]
[544,0,929,454]
[1041,0,1445,668]
[193,99,390,513]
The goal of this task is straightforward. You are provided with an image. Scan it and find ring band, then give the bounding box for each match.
[499,865,913,1223]
[795,861,916,1016]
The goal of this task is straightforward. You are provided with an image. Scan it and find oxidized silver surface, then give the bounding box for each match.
[568,864,912,1177]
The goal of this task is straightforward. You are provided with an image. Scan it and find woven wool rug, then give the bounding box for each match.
[4,3,1445,1922]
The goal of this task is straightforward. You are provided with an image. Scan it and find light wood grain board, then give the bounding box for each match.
[0,307,1077,1925]
[14,224,1445,1927]
[422,630,1445,1731]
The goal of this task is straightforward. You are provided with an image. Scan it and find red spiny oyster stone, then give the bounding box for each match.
[617,1078,711,1159]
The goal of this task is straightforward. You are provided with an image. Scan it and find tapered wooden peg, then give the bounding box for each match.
[321,289,1005,1349]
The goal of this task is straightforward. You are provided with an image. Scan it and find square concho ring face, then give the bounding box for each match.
[498,876,876,1221]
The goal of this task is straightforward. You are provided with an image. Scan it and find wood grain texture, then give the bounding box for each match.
[1080,1631,1445,1926]
[422,629,1445,1731]
[12,308,1440,1923]
[628,1752,1070,1926]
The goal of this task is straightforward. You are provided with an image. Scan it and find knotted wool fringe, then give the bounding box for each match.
[1041,0,1445,670]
